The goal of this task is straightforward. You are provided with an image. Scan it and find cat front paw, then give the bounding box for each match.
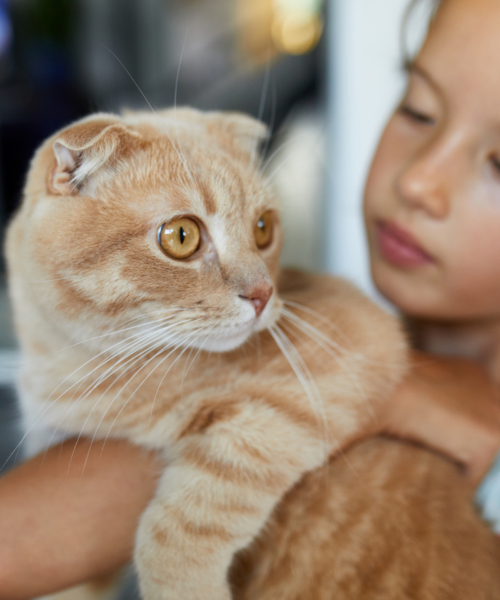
[139,579,232,600]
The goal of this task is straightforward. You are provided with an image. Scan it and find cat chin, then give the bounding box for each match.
[196,330,254,353]
[193,311,280,353]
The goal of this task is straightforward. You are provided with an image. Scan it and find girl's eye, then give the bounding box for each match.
[491,156,500,176]
[254,211,274,249]
[158,217,200,259]
[399,104,436,126]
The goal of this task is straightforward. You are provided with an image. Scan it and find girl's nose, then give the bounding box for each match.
[395,138,458,220]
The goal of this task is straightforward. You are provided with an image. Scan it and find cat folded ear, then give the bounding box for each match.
[48,115,140,196]
[207,112,269,157]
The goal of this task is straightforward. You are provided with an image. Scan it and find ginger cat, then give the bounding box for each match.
[6,108,500,600]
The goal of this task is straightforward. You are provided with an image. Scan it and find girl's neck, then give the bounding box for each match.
[410,317,500,383]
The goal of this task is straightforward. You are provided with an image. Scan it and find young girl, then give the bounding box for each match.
[1,0,500,596]
[363,0,500,531]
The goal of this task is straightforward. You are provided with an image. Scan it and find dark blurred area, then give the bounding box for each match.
[0,0,326,533]
[0,4,326,597]
[0,0,325,258]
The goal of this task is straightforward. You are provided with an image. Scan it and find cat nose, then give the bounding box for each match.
[240,284,273,317]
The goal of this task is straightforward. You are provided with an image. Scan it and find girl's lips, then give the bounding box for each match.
[376,220,434,268]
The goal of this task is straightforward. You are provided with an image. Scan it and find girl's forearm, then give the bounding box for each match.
[382,351,500,482]
[0,438,160,599]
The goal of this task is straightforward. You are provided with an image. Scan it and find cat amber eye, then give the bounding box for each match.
[158,217,200,259]
[254,211,274,249]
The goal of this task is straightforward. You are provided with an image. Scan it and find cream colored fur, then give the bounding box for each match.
[7,109,407,599]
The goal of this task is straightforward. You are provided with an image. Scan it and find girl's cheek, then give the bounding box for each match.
[443,199,500,314]
[364,139,389,213]
[365,119,407,212]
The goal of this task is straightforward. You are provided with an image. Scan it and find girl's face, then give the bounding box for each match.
[364,0,500,320]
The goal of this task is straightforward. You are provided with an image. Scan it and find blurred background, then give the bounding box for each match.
[0,0,426,591]
[0,0,426,344]
[0,0,420,453]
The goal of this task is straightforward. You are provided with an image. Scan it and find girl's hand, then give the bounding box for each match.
[0,439,161,599]
[381,351,500,483]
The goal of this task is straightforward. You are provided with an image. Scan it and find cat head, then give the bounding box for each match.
[8,108,283,354]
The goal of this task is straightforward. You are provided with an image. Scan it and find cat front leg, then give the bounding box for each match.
[135,399,327,600]
[135,462,235,600]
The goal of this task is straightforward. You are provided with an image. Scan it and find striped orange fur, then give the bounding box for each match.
[7,109,499,600]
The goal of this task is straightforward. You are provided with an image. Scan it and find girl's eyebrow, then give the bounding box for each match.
[402,59,443,97]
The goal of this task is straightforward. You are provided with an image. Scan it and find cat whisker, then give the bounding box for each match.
[290,302,392,363]
[179,328,215,389]
[71,320,207,473]
[37,322,182,460]
[101,43,197,190]
[180,345,196,382]
[177,326,215,388]
[55,317,203,433]
[276,323,363,479]
[146,327,213,428]
[62,337,168,454]
[262,131,322,189]
[86,328,205,472]
[174,28,188,118]
[30,313,205,457]
[22,275,71,283]
[52,324,174,431]
[280,308,371,417]
[47,316,182,411]
[283,299,356,350]
[18,316,190,465]
[75,343,181,476]
[250,57,271,168]
[61,316,181,390]
[269,324,331,452]
[104,309,184,337]
[260,129,318,177]
[19,310,185,367]
[263,146,311,188]
[101,44,155,112]
[282,300,396,368]
[36,314,179,405]
[260,136,297,175]
[172,28,199,193]
[258,78,277,170]
[277,316,363,480]
[79,343,176,475]
[0,324,168,470]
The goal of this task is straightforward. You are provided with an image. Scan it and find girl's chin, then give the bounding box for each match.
[371,264,439,318]
[373,271,486,321]
[371,245,500,321]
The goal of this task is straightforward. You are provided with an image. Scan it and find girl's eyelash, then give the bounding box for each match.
[490,156,500,175]
[399,105,436,126]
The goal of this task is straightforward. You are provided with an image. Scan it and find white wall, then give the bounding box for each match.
[324,0,410,297]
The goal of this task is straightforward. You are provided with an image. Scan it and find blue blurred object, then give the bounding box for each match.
[477,451,500,534]
[26,39,69,85]
[0,0,12,57]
